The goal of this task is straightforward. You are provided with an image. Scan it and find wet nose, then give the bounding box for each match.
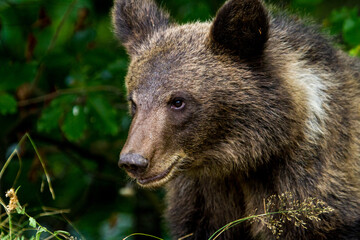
[119,153,149,176]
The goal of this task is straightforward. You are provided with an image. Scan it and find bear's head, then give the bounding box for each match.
[113,0,294,187]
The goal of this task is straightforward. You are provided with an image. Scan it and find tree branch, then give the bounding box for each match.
[17,86,123,107]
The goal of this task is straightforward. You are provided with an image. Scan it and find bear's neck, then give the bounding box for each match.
[165,172,252,239]
[165,154,322,239]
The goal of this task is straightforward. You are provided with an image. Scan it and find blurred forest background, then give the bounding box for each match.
[0,0,359,239]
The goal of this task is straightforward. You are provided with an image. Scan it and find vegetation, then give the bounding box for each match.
[0,0,359,239]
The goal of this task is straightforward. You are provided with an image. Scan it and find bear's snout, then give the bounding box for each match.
[119,153,149,176]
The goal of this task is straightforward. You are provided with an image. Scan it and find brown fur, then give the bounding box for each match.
[112,0,360,239]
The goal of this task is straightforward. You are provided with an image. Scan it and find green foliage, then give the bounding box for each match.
[29,217,37,228]
[0,136,73,239]
[0,62,37,91]
[37,93,121,141]
[292,0,323,8]
[327,7,360,56]
[0,0,137,237]
[0,93,17,115]
[0,0,359,239]
[87,94,119,136]
[37,95,77,133]
[61,104,87,141]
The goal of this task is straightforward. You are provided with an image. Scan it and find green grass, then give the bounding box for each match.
[0,133,78,240]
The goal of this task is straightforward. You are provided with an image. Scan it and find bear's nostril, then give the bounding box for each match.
[119,153,149,176]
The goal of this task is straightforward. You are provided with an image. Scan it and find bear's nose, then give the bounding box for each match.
[119,153,149,176]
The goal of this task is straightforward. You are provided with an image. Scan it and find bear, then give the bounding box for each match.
[112,0,360,239]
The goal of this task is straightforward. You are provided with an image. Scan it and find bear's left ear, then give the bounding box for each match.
[209,0,269,58]
[112,0,170,55]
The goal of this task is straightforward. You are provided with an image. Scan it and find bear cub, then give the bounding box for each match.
[112,0,360,239]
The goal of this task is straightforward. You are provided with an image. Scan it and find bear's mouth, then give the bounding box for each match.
[137,157,180,187]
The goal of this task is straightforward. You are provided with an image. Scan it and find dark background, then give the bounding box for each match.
[0,0,359,239]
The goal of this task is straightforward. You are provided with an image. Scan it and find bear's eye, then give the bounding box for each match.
[170,98,185,110]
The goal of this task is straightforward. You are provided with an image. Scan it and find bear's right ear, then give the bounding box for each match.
[112,0,170,55]
[209,0,269,59]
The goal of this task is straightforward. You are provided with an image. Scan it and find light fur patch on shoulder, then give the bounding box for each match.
[286,59,329,142]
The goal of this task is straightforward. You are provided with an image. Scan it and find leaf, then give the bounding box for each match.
[16,205,25,215]
[1,235,10,240]
[0,62,37,91]
[328,7,349,34]
[35,227,47,240]
[349,45,360,57]
[37,104,63,132]
[61,105,87,141]
[87,95,119,135]
[29,217,37,228]
[328,7,360,48]
[343,16,360,47]
[0,93,17,115]
[37,95,77,132]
